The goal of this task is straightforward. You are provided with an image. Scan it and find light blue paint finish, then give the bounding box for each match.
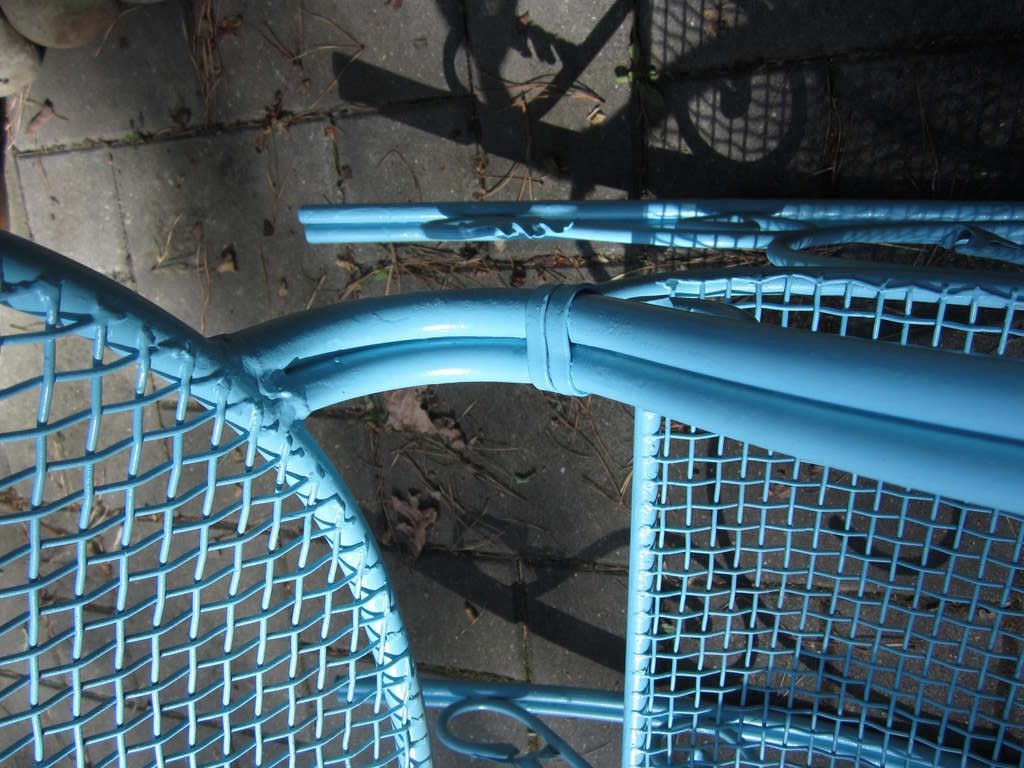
[419,679,625,722]
[621,409,662,768]
[300,200,1024,263]
[221,281,1024,514]
[4,197,1024,768]
[435,698,593,768]
[0,232,433,768]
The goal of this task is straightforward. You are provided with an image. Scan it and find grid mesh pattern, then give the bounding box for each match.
[640,0,1024,198]
[0,283,420,766]
[631,272,1024,767]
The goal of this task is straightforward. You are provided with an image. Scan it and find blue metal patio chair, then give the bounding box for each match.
[1,200,1023,767]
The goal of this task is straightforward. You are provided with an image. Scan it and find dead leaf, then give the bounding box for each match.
[215,245,238,273]
[587,106,606,125]
[381,388,466,448]
[430,415,466,450]
[382,389,436,434]
[391,492,437,560]
[278,278,289,297]
[0,488,29,512]
[26,101,56,138]
[463,600,481,624]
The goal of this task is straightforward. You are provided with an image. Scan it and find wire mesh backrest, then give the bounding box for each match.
[0,250,425,767]
[628,271,1024,767]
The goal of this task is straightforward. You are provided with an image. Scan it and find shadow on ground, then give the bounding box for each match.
[337,0,1024,201]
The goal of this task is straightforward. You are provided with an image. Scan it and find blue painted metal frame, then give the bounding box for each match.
[297,199,1024,768]
[300,200,1024,263]
[0,234,432,767]
[3,198,1024,767]
[224,282,1024,518]
[625,409,662,768]
[625,403,996,768]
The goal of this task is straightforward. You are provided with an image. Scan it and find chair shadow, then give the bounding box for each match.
[334,0,1024,204]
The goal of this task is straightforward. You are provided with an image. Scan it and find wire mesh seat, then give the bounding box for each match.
[2,200,1024,767]
[622,274,1024,768]
[0,239,427,767]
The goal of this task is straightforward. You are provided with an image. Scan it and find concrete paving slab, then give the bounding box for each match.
[463,0,636,266]
[2,147,30,238]
[367,384,633,564]
[323,100,480,266]
[16,149,130,277]
[524,566,626,768]
[306,0,470,107]
[465,0,637,216]
[296,242,612,303]
[11,1,199,149]
[5,2,1024,765]
[303,407,381,524]
[639,0,1018,74]
[208,0,334,124]
[302,367,632,569]
[638,0,1024,198]
[382,549,523,681]
[112,121,339,334]
[330,100,478,207]
[525,567,626,688]
[541,717,623,768]
[641,61,829,197]
[827,49,1024,197]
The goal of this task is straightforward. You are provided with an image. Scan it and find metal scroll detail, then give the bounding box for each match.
[434,697,593,768]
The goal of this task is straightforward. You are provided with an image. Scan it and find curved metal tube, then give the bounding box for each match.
[435,697,592,768]
[705,708,984,768]
[417,679,975,768]
[768,222,1024,267]
[420,679,625,723]
[291,338,531,411]
[224,289,532,372]
[238,286,1024,515]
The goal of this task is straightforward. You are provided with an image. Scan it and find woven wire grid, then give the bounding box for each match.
[0,275,423,766]
[629,271,1024,767]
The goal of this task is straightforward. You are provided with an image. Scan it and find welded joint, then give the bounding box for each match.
[526,284,592,396]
